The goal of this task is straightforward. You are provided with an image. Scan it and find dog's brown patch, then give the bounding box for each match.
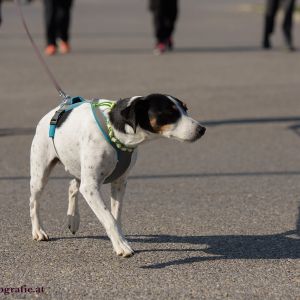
[150,117,173,133]
[149,117,158,132]
[159,124,173,133]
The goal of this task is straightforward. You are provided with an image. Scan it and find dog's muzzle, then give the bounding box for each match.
[192,125,206,141]
[198,125,206,137]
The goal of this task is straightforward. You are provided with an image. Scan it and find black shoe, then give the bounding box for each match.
[284,38,295,51]
[262,38,272,49]
[283,32,295,51]
[285,44,296,52]
[167,37,174,51]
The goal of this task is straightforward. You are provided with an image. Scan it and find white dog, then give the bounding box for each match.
[30,93,206,257]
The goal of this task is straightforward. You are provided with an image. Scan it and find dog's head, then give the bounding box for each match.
[109,94,206,144]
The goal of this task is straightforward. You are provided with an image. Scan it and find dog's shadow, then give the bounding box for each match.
[50,230,299,269]
[130,230,300,269]
[50,210,300,269]
[137,207,300,268]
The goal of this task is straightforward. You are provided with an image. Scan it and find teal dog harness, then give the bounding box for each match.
[49,96,134,184]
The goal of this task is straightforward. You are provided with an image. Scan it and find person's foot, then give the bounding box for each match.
[262,37,272,50]
[283,35,295,52]
[59,41,71,54]
[153,42,167,55]
[44,44,57,56]
[284,43,296,52]
[167,37,174,51]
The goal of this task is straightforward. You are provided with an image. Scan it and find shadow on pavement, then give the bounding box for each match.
[131,230,300,269]
[48,203,300,269]
[1,170,300,181]
[73,45,262,55]
[0,127,35,137]
[175,46,260,53]
[49,228,300,269]
[289,124,300,137]
[1,116,300,137]
[135,206,300,268]
[202,116,300,127]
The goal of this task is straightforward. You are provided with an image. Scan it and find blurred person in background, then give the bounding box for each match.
[149,0,179,55]
[44,0,74,56]
[263,0,296,51]
[0,0,2,26]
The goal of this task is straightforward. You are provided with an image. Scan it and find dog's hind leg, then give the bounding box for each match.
[30,134,57,241]
[67,179,80,234]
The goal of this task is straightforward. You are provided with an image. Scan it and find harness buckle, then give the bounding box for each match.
[50,109,65,125]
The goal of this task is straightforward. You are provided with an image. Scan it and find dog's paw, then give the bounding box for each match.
[32,228,49,241]
[67,214,80,235]
[115,239,134,258]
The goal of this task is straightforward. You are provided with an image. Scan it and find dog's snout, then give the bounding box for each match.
[198,125,206,137]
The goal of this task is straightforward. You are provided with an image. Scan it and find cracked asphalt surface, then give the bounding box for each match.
[0,0,299,299]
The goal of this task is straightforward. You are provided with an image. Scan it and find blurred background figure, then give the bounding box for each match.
[0,0,2,26]
[262,0,296,51]
[44,0,74,56]
[149,0,179,55]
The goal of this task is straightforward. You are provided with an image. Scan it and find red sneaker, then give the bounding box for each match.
[153,42,166,55]
[44,44,56,56]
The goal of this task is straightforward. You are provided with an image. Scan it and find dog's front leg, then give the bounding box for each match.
[67,179,80,234]
[111,178,127,227]
[80,178,134,257]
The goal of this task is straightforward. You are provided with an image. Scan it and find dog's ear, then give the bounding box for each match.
[167,95,188,112]
[120,97,143,133]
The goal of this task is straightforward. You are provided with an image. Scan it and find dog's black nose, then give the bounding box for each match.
[198,126,206,137]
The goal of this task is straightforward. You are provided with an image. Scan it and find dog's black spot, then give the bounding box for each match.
[136,94,181,133]
[109,98,137,133]
[87,134,93,142]
[109,94,182,134]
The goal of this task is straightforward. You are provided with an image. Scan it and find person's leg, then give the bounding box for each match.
[163,0,178,50]
[56,0,73,53]
[282,0,296,50]
[56,0,73,43]
[43,0,58,55]
[263,0,280,49]
[151,0,164,43]
[151,0,167,54]
[0,0,2,26]
[44,0,57,46]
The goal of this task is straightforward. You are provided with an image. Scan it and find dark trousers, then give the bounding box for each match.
[44,0,73,45]
[149,0,178,43]
[0,0,2,26]
[264,0,295,44]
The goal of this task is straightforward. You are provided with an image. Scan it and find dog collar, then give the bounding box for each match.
[92,101,134,153]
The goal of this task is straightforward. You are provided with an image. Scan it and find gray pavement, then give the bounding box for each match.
[0,0,300,299]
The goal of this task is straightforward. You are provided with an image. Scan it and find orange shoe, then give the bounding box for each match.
[59,41,71,54]
[45,44,56,56]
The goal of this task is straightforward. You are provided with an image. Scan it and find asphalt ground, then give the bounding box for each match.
[0,0,299,299]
